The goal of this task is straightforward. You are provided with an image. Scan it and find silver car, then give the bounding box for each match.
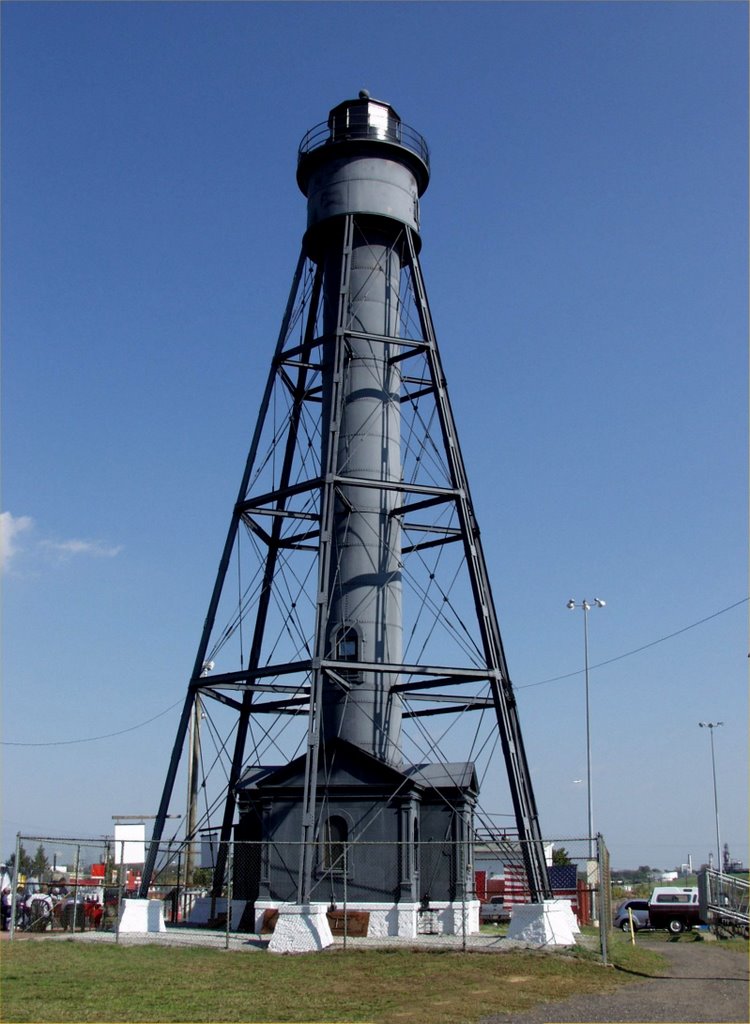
[613,898,650,931]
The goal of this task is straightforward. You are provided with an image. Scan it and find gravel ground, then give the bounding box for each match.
[2,926,582,953]
[2,929,545,950]
[481,938,749,1024]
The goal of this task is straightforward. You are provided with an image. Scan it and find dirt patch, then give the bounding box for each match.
[481,939,749,1023]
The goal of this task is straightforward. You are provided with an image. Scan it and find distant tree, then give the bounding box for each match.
[552,847,572,866]
[30,844,50,879]
[613,869,637,882]
[6,843,33,878]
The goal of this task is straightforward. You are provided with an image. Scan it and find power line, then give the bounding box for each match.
[2,699,183,747]
[3,597,746,746]
[516,597,748,691]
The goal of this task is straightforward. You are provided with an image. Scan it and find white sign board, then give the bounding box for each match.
[114,823,146,865]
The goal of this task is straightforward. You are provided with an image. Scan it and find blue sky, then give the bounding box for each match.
[2,1,747,872]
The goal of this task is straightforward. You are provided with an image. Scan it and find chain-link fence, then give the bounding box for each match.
[598,834,612,964]
[5,831,611,959]
[4,833,238,948]
[475,830,612,962]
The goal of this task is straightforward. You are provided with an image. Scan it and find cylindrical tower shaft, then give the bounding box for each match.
[298,93,430,765]
[321,231,404,763]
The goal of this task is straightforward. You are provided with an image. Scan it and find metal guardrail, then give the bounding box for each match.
[698,868,749,936]
[298,115,430,171]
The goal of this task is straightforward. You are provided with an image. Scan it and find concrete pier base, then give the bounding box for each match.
[507,899,578,945]
[267,904,334,954]
[117,898,166,933]
[187,897,247,929]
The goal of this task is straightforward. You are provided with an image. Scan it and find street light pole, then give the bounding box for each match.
[567,598,606,858]
[698,721,723,873]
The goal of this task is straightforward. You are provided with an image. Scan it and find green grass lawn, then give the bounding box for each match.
[1,935,666,1024]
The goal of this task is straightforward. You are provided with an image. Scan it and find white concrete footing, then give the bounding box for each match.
[267,903,334,954]
[255,899,480,938]
[507,899,578,945]
[187,897,247,929]
[117,898,166,933]
[550,898,580,935]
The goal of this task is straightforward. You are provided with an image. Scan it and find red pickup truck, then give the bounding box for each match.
[648,887,702,934]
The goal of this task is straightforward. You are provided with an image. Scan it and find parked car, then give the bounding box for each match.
[613,898,650,932]
[480,896,510,924]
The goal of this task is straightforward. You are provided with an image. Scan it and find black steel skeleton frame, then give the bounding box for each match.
[140,217,552,904]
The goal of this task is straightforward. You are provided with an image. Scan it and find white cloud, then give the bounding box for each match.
[0,511,33,569]
[40,538,123,560]
[1,511,122,569]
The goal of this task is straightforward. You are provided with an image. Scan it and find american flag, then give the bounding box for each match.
[504,863,579,916]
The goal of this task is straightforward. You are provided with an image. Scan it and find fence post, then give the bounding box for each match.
[597,834,609,966]
[9,832,21,940]
[342,842,348,950]
[226,839,233,950]
[115,840,126,944]
[461,835,467,952]
[72,845,81,933]
[176,850,182,925]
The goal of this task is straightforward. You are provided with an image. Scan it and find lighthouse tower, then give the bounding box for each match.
[298,95,421,767]
[141,93,552,940]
